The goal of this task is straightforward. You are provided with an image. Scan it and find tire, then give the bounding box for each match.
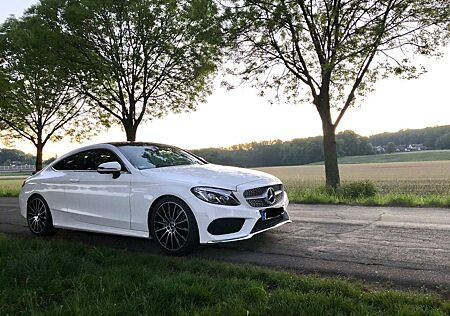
[26,195,56,236]
[150,196,199,256]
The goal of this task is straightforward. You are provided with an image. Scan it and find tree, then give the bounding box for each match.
[336,130,374,156]
[34,0,223,141]
[386,142,397,153]
[0,16,97,170]
[225,0,450,188]
[435,132,450,149]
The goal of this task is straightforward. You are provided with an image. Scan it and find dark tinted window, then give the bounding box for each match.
[83,149,124,171]
[53,152,86,170]
[53,149,126,171]
[118,145,203,169]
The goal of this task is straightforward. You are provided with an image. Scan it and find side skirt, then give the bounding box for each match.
[53,223,151,239]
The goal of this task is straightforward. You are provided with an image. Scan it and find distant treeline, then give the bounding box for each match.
[368,125,450,148]
[0,148,35,166]
[192,125,450,168]
[192,130,374,168]
[0,148,55,167]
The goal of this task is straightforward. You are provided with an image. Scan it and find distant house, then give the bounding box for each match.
[375,143,428,154]
[375,145,385,154]
[406,144,427,151]
[397,145,407,152]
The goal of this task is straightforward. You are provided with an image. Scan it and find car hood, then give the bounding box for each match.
[139,164,280,190]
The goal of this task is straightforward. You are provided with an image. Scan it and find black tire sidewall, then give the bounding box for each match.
[150,197,199,256]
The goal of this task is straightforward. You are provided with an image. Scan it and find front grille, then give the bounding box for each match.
[244,184,284,208]
[243,184,283,198]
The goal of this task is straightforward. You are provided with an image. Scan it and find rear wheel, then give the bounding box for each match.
[27,195,56,236]
[150,197,198,255]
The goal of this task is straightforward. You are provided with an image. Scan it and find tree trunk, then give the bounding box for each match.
[35,143,43,171]
[124,122,137,142]
[322,119,340,188]
[315,82,341,189]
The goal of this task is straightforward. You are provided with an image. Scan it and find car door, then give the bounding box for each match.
[63,148,132,229]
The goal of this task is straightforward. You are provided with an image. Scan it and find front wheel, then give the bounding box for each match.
[150,197,199,255]
[26,195,56,236]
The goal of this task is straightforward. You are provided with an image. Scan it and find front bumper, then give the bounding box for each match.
[207,211,291,243]
[185,189,291,244]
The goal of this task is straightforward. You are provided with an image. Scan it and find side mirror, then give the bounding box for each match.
[97,161,122,179]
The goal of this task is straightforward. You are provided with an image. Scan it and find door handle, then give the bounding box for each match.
[69,178,80,183]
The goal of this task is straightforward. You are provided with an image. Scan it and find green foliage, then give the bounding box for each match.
[0,234,449,315]
[386,142,397,153]
[435,132,450,149]
[0,14,99,168]
[0,148,34,166]
[34,0,223,140]
[337,181,377,199]
[369,125,450,148]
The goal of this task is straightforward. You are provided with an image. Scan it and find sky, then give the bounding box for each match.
[1,1,450,158]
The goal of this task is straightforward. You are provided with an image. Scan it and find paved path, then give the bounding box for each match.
[1,197,449,292]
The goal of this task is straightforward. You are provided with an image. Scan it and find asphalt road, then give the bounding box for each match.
[1,197,449,292]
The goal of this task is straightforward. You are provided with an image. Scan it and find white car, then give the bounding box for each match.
[19,142,291,255]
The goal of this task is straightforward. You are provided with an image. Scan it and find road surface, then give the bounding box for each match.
[1,197,449,292]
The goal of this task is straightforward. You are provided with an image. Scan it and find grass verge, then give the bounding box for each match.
[287,186,450,207]
[0,178,24,197]
[0,234,449,315]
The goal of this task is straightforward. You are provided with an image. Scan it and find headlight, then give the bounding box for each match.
[191,187,240,206]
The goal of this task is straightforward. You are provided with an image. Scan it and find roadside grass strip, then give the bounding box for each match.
[287,186,450,208]
[0,234,449,315]
[0,178,24,197]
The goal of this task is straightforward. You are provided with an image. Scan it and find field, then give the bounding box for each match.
[1,233,449,315]
[258,161,450,196]
[311,150,450,165]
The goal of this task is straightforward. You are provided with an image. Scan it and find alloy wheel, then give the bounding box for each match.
[27,198,48,234]
[153,202,190,251]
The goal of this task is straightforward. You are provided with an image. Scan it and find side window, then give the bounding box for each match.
[53,149,127,171]
[53,152,86,171]
[84,149,124,171]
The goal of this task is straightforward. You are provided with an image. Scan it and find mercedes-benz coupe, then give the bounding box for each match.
[19,142,291,255]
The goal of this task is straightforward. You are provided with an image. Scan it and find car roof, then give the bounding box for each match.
[105,142,175,148]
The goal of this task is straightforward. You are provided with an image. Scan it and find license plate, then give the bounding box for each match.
[260,210,267,221]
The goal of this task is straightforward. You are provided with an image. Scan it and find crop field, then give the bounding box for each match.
[311,150,450,165]
[258,160,450,196]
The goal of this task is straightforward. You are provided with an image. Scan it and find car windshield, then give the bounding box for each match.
[117,144,204,169]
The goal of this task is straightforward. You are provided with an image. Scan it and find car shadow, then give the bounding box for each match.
[40,227,275,258]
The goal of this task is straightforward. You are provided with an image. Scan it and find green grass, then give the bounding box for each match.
[311,150,450,165]
[287,185,450,207]
[0,178,25,197]
[0,234,449,315]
